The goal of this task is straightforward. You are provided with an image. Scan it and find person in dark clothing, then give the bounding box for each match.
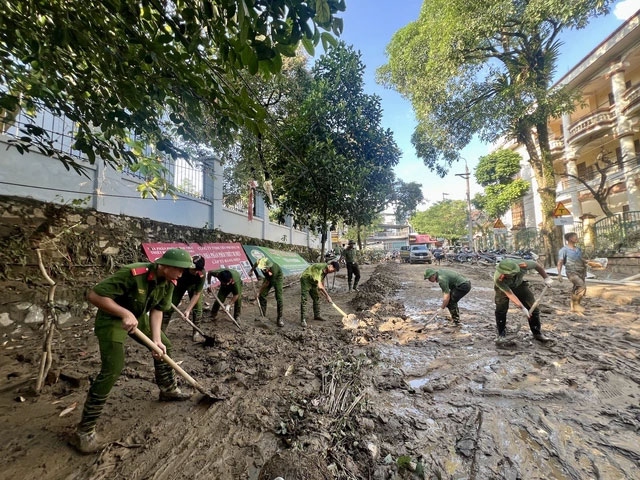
[162,255,206,341]
[207,268,242,322]
[339,239,360,292]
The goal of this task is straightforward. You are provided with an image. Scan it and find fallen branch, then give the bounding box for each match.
[35,249,58,394]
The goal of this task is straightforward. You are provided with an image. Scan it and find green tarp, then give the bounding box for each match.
[242,245,309,277]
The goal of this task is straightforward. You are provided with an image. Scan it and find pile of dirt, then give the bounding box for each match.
[1,261,639,479]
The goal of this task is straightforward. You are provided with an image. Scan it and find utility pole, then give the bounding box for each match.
[442,192,449,201]
[455,162,474,251]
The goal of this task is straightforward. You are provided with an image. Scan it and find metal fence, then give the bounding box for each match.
[514,227,542,251]
[4,104,209,201]
[594,211,640,252]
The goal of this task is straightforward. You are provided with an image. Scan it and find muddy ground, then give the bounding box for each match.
[1,261,639,480]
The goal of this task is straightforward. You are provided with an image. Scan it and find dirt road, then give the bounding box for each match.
[1,261,639,479]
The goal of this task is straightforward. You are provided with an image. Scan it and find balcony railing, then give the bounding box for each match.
[567,107,615,145]
[549,138,564,156]
[623,83,640,115]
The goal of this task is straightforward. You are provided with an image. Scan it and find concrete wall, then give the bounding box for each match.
[0,133,320,248]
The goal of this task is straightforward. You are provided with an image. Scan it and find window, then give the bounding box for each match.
[576,162,595,181]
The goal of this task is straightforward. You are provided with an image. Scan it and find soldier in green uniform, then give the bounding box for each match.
[257,257,284,327]
[423,268,471,324]
[340,239,360,292]
[72,248,195,454]
[162,255,206,341]
[494,258,554,345]
[300,261,340,327]
[207,268,242,322]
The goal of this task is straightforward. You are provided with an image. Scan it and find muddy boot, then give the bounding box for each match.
[352,280,359,292]
[192,313,204,342]
[495,333,515,347]
[300,316,307,328]
[347,281,352,292]
[71,430,102,454]
[275,303,283,326]
[532,332,551,343]
[159,387,192,402]
[449,304,460,324]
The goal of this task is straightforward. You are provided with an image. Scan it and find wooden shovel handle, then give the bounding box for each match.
[213,294,242,329]
[171,304,207,337]
[330,302,348,317]
[528,284,549,315]
[131,328,207,396]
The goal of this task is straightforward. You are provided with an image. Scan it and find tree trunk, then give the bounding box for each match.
[520,125,562,266]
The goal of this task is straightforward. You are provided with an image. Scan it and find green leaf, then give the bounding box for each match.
[301,37,315,56]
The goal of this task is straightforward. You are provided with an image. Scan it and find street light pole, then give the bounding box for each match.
[455,162,474,251]
[442,192,449,201]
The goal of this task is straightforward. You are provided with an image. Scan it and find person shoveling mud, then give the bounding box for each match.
[299,261,340,327]
[72,248,196,454]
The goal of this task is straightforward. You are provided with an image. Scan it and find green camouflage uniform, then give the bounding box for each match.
[494,259,542,336]
[433,269,471,322]
[78,263,179,435]
[258,262,284,321]
[300,263,328,322]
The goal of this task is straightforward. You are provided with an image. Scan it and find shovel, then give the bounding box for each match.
[528,285,549,316]
[330,301,358,326]
[213,294,242,329]
[171,304,216,347]
[131,328,224,403]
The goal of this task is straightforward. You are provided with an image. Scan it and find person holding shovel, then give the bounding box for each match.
[256,257,284,327]
[494,258,554,346]
[423,268,471,324]
[299,261,340,327]
[162,255,207,341]
[556,232,588,315]
[339,239,360,292]
[73,248,194,454]
[207,268,242,323]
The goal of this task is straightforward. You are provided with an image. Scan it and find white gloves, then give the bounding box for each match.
[544,277,554,287]
[521,305,531,318]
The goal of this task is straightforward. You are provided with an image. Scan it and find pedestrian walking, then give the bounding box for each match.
[556,232,587,315]
[494,258,554,345]
[162,255,207,341]
[339,239,360,292]
[73,248,195,454]
[300,261,340,327]
[207,268,242,322]
[257,257,284,326]
[423,268,471,324]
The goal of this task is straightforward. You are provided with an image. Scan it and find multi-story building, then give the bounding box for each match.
[504,11,640,252]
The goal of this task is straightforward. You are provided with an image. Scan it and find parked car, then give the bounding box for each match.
[399,245,410,263]
[409,244,433,264]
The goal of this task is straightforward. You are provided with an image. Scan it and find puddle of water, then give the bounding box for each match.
[408,376,430,389]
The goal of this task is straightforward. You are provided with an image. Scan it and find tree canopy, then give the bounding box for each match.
[473,149,529,219]
[410,200,468,243]
[393,180,424,224]
[268,43,400,248]
[378,0,612,263]
[0,0,345,184]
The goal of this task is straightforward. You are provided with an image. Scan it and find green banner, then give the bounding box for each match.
[243,245,309,277]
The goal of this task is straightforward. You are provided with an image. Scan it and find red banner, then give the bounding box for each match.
[141,242,256,283]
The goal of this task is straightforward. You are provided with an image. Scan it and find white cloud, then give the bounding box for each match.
[614,0,640,20]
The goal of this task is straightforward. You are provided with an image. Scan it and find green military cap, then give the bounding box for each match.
[424,268,437,280]
[496,259,524,275]
[156,248,195,268]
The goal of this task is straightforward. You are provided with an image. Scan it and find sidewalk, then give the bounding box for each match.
[586,278,640,306]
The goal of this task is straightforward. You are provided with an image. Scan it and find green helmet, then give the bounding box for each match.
[257,257,273,270]
[496,259,523,275]
[424,268,437,280]
[156,248,195,269]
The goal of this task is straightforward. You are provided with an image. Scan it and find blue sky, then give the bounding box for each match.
[326,0,640,210]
